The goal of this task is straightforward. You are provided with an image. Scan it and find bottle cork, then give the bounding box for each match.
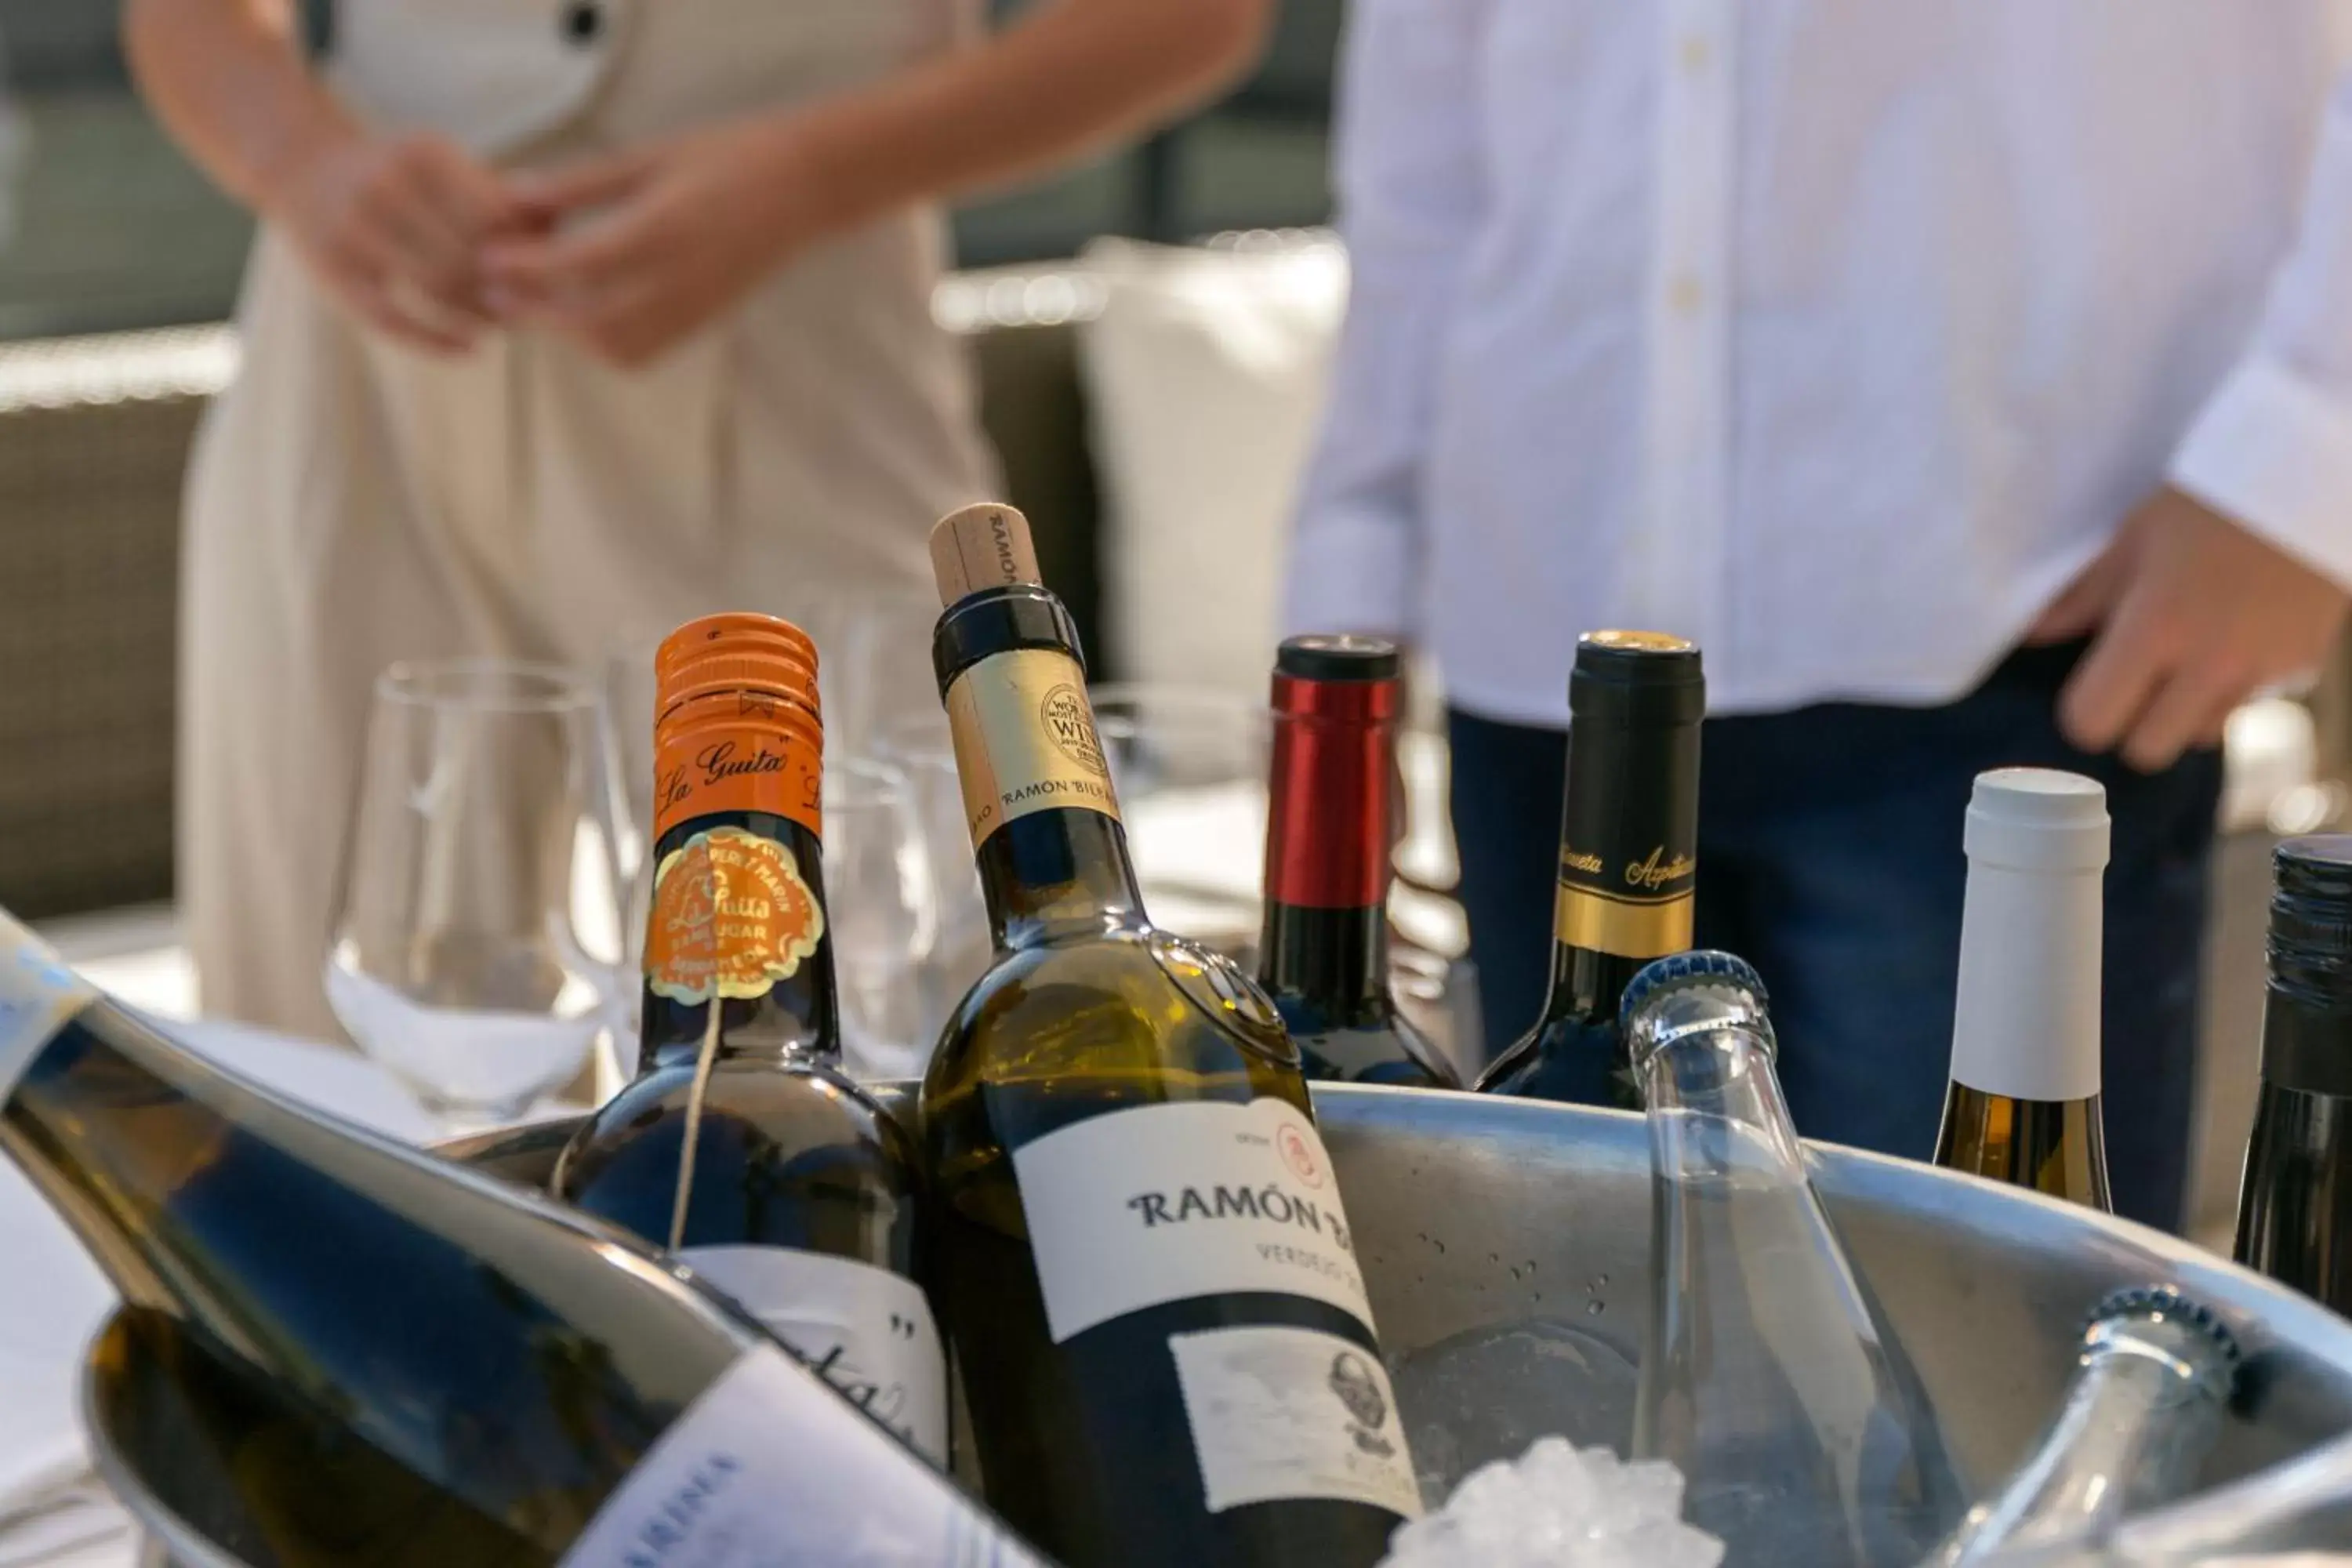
[929,503,1043,607]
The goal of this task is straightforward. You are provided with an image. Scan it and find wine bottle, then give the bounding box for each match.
[1927,1286,2238,1566]
[553,612,949,1464]
[1932,768,2114,1210]
[918,505,1421,1568]
[1475,630,1703,1105]
[1257,634,1460,1088]
[0,909,1041,1566]
[2235,835,2352,1311]
[1625,950,1965,1566]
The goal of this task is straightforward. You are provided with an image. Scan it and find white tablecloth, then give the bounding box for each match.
[0,1016,437,1566]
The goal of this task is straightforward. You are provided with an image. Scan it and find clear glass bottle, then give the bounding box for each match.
[1929,1286,2239,1566]
[1626,950,1965,1566]
[1955,1425,2352,1566]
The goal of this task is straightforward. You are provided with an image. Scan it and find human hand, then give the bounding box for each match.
[268,132,523,355]
[480,115,823,368]
[2029,485,2350,771]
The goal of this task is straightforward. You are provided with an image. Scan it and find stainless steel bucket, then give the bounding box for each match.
[82,1086,2352,1565]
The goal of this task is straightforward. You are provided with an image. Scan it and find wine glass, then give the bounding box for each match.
[773,586,941,760]
[601,642,663,1050]
[873,713,995,1042]
[823,758,939,1082]
[1087,684,1271,957]
[325,661,627,1131]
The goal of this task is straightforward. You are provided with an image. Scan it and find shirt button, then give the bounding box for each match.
[561,2,604,45]
[1679,34,1712,72]
[1668,274,1706,316]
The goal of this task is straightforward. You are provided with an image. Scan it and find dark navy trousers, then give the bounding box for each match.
[1448,641,2222,1232]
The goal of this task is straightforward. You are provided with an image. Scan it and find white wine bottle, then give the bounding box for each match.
[0,909,1042,1566]
[919,505,1421,1568]
[554,614,948,1464]
[1932,768,2114,1210]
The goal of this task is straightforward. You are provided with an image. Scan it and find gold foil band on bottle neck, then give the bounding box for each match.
[1554,884,1695,960]
[943,648,1123,847]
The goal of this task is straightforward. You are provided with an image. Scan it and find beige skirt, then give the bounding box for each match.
[176,69,996,1035]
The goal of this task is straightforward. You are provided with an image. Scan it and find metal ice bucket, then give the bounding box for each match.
[82,1086,2352,1566]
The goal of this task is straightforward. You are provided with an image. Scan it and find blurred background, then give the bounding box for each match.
[0,0,2340,1243]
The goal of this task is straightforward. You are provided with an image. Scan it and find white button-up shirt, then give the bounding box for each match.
[1286,0,2352,723]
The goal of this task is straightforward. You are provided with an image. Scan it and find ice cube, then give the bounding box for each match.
[1380,1439,1725,1568]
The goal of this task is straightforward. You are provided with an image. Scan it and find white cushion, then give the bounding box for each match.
[1076,236,1349,702]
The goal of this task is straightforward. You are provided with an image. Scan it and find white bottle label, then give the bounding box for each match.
[681,1245,949,1467]
[1169,1324,1422,1519]
[1010,1098,1375,1343]
[564,1344,1040,1568]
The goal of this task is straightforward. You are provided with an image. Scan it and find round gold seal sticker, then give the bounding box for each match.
[644,826,826,1004]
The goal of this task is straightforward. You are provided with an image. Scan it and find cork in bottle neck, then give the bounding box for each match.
[930,503,1044,607]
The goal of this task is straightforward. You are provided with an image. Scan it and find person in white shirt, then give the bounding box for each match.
[129,0,1272,1040]
[1287,0,2352,1230]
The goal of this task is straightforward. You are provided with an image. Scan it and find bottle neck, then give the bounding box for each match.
[1640,1025,1806,1172]
[978,806,1147,947]
[2,996,325,1326]
[1258,902,1393,1021]
[1537,944,1649,1031]
[936,637,1145,948]
[1963,1327,2226,1546]
[1258,684,1396,1018]
[2258,978,2352,1099]
[1933,1082,2113,1209]
[2232,1079,2352,1305]
[641,812,841,1072]
[1950,857,2103,1103]
[1534,710,1699,1028]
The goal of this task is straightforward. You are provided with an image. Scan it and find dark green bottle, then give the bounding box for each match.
[1475,630,1704,1105]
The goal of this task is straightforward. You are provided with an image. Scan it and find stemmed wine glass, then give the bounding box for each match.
[325,661,628,1131]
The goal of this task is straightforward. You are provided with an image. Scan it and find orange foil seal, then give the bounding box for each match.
[655,613,817,684]
[648,615,825,843]
[644,826,826,1004]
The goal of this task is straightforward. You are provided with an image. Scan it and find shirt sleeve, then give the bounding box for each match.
[2170,72,2352,590]
[1282,0,1491,642]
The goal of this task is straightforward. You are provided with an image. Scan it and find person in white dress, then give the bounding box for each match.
[126,0,1272,1038]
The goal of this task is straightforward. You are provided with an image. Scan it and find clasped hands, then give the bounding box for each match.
[271,117,818,367]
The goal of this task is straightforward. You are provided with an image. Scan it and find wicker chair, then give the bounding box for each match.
[0,277,1108,920]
